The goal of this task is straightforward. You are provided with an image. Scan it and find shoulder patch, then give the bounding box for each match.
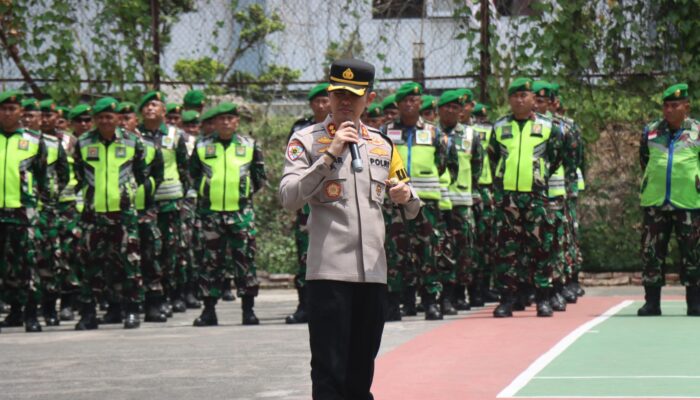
[287,139,306,161]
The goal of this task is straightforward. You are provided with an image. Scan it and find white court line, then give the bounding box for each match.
[496,300,634,398]
[534,375,700,380]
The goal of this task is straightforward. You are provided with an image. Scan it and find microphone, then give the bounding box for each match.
[348,123,363,173]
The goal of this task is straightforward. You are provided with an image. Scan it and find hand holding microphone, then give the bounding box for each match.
[328,120,363,172]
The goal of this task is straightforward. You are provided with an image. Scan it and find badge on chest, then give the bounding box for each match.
[416,130,432,145]
[205,144,217,159]
[114,146,127,158]
[87,146,99,160]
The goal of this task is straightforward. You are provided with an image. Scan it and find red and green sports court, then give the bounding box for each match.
[372,294,700,399]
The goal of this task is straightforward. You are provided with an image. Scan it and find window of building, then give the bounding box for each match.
[372,0,424,19]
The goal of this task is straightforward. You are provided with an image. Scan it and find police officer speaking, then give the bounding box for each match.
[279,58,420,400]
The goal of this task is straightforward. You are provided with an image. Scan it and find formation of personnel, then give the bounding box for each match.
[0,89,266,332]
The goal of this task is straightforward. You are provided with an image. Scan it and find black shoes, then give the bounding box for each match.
[123,303,141,329]
[402,286,418,316]
[59,293,75,321]
[686,286,700,316]
[221,279,235,302]
[193,297,218,326]
[241,295,259,325]
[440,284,458,316]
[24,302,42,332]
[285,288,308,324]
[144,293,167,323]
[75,302,99,330]
[2,303,24,327]
[536,288,553,317]
[99,303,123,324]
[384,292,402,322]
[638,286,662,316]
[424,293,443,320]
[493,292,513,318]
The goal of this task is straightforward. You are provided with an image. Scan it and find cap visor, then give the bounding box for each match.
[328,83,366,96]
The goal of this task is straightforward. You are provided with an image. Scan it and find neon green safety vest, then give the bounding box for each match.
[393,125,441,201]
[154,126,184,201]
[640,122,700,209]
[576,168,585,191]
[79,131,138,213]
[474,124,493,185]
[447,124,475,206]
[44,134,61,203]
[0,130,41,209]
[548,166,566,198]
[438,169,452,210]
[494,117,552,192]
[196,135,255,212]
[135,136,157,211]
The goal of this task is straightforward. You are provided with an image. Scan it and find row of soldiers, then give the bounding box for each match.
[0,88,266,332]
[283,78,586,323]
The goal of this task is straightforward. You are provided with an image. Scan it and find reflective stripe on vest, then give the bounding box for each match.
[154,126,184,201]
[0,131,40,209]
[439,170,452,210]
[576,167,585,191]
[474,124,493,185]
[548,166,566,198]
[495,119,552,192]
[136,138,157,210]
[448,126,475,206]
[197,139,254,212]
[641,128,700,209]
[80,137,137,212]
[396,130,441,201]
[45,135,61,201]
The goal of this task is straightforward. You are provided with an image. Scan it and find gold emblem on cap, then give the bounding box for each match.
[539,89,545,96]
[156,92,161,100]
[525,81,531,90]
[413,86,419,94]
[50,104,56,111]
[110,103,116,110]
[675,89,681,98]
[342,68,354,80]
[10,95,15,101]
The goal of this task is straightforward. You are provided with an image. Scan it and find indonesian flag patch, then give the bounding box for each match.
[287,139,305,161]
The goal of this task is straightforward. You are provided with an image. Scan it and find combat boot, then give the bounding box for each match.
[493,291,513,318]
[401,286,417,316]
[99,302,123,324]
[454,284,471,310]
[560,283,578,304]
[550,282,567,312]
[440,284,458,316]
[637,286,662,316]
[24,301,42,332]
[171,287,187,313]
[285,287,308,324]
[144,292,167,322]
[482,276,500,303]
[221,278,235,302]
[123,302,140,329]
[75,302,98,330]
[193,297,218,326]
[184,282,201,309]
[59,293,75,321]
[42,294,60,326]
[241,295,259,325]
[686,286,700,316]
[2,302,24,327]
[384,291,402,322]
[160,298,174,318]
[424,293,443,321]
[0,299,8,313]
[468,282,485,308]
[568,272,585,297]
[536,288,553,317]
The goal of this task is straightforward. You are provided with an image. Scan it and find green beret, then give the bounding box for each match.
[182,110,200,124]
[308,83,330,101]
[116,101,136,114]
[380,94,397,110]
[550,82,560,97]
[92,97,119,115]
[166,103,182,114]
[437,90,464,107]
[183,89,205,108]
[456,88,474,103]
[395,82,423,102]
[508,77,533,95]
[532,80,551,98]
[39,99,57,112]
[212,102,238,118]
[56,106,70,118]
[68,104,92,121]
[21,98,40,111]
[200,108,217,122]
[663,83,689,102]
[420,95,437,112]
[367,102,383,118]
[473,102,488,116]
[138,90,166,110]
[0,90,22,105]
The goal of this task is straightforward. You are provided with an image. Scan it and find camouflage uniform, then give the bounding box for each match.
[180,131,200,303]
[473,122,497,300]
[488,113,568,293]
[74,127,148,307]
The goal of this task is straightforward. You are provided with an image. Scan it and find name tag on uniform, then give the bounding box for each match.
[115,146,127,158]
[479,131,486,141]
[461,137,471,150]
[235,145,246,157]
[370,158,390,169]
[531,124,543,137]
[387,129,402,143]
[17,139,29,151]
[501,126,513,139]
[87,146,100,160]
[162,135,173,148]
[205,145,217,158]
[416,130,432,145]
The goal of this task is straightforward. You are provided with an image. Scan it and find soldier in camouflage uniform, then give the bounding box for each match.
[381,94,399,126]
[438,90,483,312]
[137,91,190,316]
[382,82,448,321]
[190,102,266,326]
[285,83,330,324]
[420,95,437,123]
[21,98,42,131]
[118,102,139,133]
[0,90,54,332]
[488,78,569,318]
[73,97,149,330]
[180,109,202,309]
[36,99,71,326]
[638,83,700,317]
[362,102,384,130]
[166,103,183,128]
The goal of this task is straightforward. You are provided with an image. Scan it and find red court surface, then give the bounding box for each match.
[372,295,689,400]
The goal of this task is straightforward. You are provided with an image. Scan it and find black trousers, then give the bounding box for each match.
[307,280,387,400]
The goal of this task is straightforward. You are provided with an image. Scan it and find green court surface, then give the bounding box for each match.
[511,300,700,398]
